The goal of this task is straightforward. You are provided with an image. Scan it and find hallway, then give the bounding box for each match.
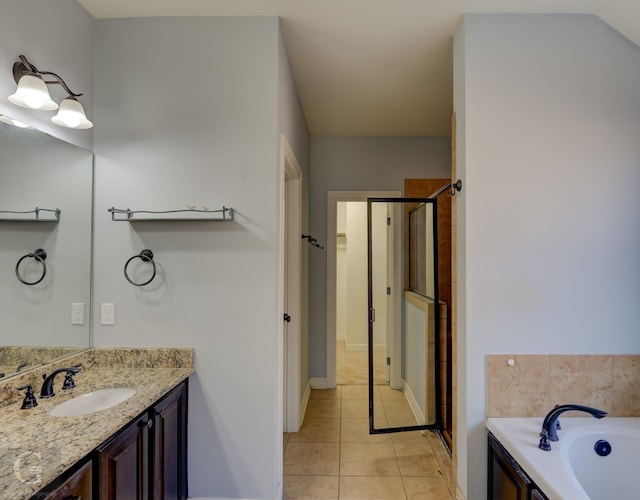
[283,342,453,499]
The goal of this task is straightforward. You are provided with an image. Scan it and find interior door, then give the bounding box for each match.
[367,197,441,434]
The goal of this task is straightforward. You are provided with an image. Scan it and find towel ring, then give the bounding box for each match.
[15,249,47,285]
[124,249,156,286]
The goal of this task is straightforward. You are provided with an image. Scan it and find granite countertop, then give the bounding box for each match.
[0,348,193,499]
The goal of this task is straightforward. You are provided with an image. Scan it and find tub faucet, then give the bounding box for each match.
[538,404,607,451]
[40,365,81,398]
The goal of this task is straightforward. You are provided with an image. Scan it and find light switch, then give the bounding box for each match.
[71,303,85,325]
[101,303,115,325]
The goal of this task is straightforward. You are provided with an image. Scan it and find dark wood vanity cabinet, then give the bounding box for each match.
[97,412,150,499]
[98,379,188,500]
[488,432,548,500]
[152,381,188,500]
[46,459,93,500]
[34,379,188,500]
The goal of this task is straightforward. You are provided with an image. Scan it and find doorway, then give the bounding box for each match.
[281,136,303,433]
[326,191,401,389]
[335,201,394,386]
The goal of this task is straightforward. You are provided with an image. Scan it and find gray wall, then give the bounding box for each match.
[0,0,94,150]
[277,29,312,404]
[93,16,309,499]
[454,14,640,499]
[308,137,451,379]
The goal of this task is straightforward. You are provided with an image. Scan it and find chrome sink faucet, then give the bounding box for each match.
[538,404,607,451]
[40,364,81,398]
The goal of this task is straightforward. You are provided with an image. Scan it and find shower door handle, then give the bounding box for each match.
[369,308,376,323]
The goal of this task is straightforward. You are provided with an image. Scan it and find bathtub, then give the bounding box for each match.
[487,417,640,500]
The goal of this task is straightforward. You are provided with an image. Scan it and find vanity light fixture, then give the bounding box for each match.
[8,55,92,129]
[0,115,29,128]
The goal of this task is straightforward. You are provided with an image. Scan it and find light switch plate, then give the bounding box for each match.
[101,303,114,325]
[71,303,84,325]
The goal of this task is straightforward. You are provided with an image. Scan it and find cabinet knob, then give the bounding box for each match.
[147,419,153,429]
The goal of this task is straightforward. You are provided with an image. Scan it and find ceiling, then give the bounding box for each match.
[77,0,640,137]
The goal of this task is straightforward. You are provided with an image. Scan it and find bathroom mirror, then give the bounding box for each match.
[0,115,92,379]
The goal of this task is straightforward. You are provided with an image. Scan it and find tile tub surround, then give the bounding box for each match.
[0,348,193,499]
[486,354,640,417]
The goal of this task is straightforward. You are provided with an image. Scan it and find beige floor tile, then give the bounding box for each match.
[394,443,440,477]
[383,400,416,420]
[341,399,369,419]
[341,399,384,419]
[378,385,407,401]
[284,442,340,476]
[425,431,452,486]
[336,340,387,385]
[284,432,291,451]
[339,476,407,500]
[341,385,370,400]
[340,443,400,476]
[341,418,391,444]
[283,475,340,500]
[289,418,341,443]
[403,476,451,500]
[311,387,342,400]
[390,429,430,445]
[306,398,341,419]
[386,415,419,427]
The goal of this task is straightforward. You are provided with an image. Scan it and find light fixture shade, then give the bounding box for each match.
[51,97,93,129]
[8,74,58,110]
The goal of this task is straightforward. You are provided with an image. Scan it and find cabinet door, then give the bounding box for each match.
[153,380,188,500]
[488,433,528,500]
[530,488,549,500]
[97,413,150,500]
[46,459,93,500]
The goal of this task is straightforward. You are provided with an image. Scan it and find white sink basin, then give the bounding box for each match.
[49,388,136,417]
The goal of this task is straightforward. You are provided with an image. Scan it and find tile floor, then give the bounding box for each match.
[283,341,453,499]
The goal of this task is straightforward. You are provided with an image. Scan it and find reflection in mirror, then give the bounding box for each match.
[367,198,440,434]
[0,116,92,379]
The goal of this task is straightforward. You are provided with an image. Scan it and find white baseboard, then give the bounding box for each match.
[402,379,425,424]
[309,377,328,389]
[274,479,282,500]
[299,379,311,426]
[337,333,346,341]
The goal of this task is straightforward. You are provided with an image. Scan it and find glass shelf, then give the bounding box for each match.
[108,207,234,222]
[0,208,60,222]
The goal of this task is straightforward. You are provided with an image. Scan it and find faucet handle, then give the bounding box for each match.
[17,385,38,409]
[62,372,77,390]
[538,429,552,451]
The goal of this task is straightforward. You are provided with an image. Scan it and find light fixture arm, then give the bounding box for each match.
[12,55,83,98]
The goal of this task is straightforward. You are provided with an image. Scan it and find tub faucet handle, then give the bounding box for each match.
[538,429,551,451]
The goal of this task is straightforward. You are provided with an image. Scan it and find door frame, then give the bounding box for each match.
[326,190,401,389]
[280,135,302,432]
